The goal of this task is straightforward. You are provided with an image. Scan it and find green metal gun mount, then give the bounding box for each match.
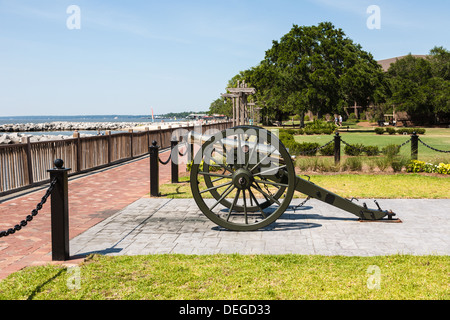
[188,126,398,231]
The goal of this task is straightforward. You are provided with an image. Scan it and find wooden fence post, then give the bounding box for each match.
[73,131,81,172]
[129,129,134,159]
[22,136,34,185]
[106,130,112,164]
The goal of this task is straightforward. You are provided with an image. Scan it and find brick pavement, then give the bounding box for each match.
[0,150,185,279]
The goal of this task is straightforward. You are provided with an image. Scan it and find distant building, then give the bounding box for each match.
[186,113,208,120]
[377,55,428,72]
[186,113,227,120]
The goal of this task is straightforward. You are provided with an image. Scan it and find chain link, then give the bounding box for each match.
[178,142,189,157]
[341,137,411,154]
[398,137,412,149]
[292,175,312,212]
[158,152,172,165]
[0,177,58,238]
[297,139,334,155]
[418,138,450,153]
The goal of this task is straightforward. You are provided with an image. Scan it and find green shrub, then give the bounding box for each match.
[396,128,426,135]
[286,141,320,156]
[284,129,296,135]
[386,127,396,135]
[344,143,364,156]
[319,142,334,156]
[375,157,390,172]
[304,128,314,135]
[186,159,223,172]
[303,120,336,135]
[396,128,408,135]
[364,145,380,156]
[279,131,294,143]
[382,144,400,157]
[415,128,426,135]
[391,156,408,172]
[374,127,384,135]
[343,157,363,171]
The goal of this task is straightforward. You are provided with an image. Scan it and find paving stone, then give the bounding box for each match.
[69,198,450,257]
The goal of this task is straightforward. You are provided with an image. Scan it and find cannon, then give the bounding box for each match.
[188,126,397,231]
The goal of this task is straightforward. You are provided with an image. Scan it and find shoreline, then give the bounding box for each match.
[0,120,196,132]
[0,120,224,144]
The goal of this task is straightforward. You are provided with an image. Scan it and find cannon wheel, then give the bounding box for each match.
[190,126,296,231]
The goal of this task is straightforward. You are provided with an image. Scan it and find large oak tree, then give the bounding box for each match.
[245,22,384,122]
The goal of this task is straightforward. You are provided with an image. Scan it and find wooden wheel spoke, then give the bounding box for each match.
[200,181,233,194]
[248,188,267,219]
[209,184,235,211]
[252,182,282,206]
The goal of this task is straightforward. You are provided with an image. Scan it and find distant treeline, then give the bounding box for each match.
[159,111,208,118]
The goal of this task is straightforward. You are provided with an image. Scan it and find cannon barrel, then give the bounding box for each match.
[187,130,282,157]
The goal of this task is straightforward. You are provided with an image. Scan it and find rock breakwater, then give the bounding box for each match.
[0,132,95,144]
[0,121,152,133]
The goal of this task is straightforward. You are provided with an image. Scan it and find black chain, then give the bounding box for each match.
[158,152,172,165]
[398,137,412,149]
[292,175,312,212]
[341,138,411,154]
[418,138,450,153]
[297,139,334,155]
[0,177,57,238]
[178,143,189,157]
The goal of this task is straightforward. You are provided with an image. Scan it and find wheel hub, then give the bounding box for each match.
[233,168,254,190]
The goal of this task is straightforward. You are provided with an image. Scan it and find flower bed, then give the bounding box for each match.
[406,160,450,174]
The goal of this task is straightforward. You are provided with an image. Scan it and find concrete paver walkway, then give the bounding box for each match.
[70,198,450,257]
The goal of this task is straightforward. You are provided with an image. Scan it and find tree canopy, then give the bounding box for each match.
[210,22,450,125]
[386,48,450,124]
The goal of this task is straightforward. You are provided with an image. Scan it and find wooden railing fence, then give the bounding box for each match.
[0,121,232,195]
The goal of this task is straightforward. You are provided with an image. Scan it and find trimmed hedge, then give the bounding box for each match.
[374,127,426,135]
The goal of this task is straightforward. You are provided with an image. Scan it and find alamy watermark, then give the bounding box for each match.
[367,5,381,30]
[168,126,281,175]
[66,265,81,290]
[366,265,381,290]
[66,5,81,30]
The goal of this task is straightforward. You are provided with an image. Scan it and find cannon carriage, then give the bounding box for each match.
[188,126,397,231]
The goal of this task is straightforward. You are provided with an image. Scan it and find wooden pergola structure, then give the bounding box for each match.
[221,80,256,126]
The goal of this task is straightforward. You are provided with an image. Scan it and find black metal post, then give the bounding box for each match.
[411,132,418,160]
[190,141,194,162]
[47,159,71,261]
[334,132,341,164]
[149,140,160,197]
[171,139,179,183]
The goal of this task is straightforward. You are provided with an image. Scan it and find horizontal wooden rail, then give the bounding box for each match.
[0,121,233,196]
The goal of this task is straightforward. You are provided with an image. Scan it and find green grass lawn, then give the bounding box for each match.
[0,254,448,300]
[159,173,450,199]
[291,127,450,162]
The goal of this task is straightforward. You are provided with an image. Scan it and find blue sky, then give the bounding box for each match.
[1,0,449,116]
